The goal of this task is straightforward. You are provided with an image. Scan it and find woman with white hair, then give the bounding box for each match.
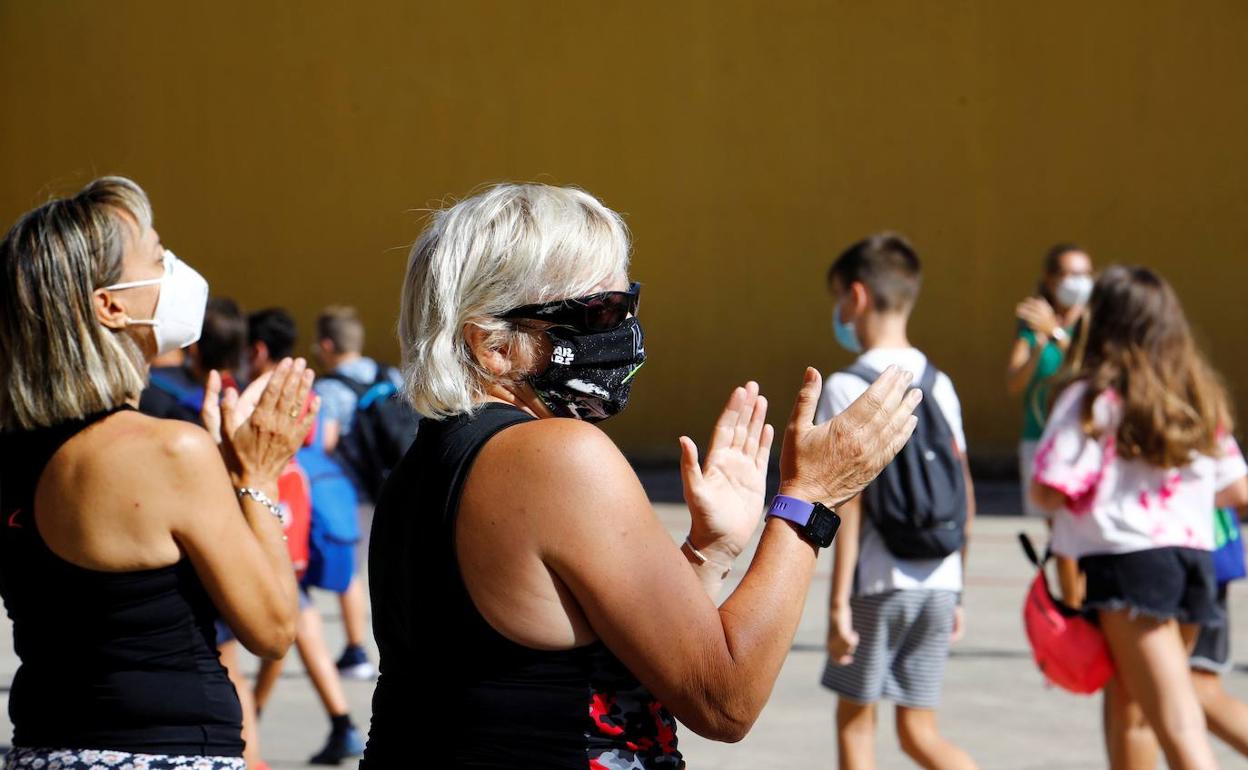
[362,183,923,768]
[0,177,317,769]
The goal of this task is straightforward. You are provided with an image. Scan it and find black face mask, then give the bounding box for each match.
[528,318,646,422]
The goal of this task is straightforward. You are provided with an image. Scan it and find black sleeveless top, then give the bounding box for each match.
[362,403,684,768]
[0,406,243,755]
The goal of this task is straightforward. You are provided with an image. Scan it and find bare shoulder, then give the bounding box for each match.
[36,411,220,567]
[77,411,221,484]
[481,416,633,485]
[466,416,648,533]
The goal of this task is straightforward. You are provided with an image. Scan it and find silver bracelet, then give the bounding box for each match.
[682,536,732,578]
[236,487,290,532]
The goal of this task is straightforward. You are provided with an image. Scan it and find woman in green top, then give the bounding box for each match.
[1006,244,1092,602]
[1006,243,1093,507]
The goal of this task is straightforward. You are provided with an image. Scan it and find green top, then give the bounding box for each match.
[1018,326,1067,440]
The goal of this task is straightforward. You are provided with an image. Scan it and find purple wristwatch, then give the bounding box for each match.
[766,495,841,548]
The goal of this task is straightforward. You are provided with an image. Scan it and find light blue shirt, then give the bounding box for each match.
[312,357,404,436]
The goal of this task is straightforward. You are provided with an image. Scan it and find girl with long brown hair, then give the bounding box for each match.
[1031,265,1248,770]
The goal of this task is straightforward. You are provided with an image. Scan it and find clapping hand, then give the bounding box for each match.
[679,382,775,562]
[202,358,320,484]
[779,366,922,507]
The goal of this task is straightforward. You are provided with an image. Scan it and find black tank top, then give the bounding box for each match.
[362,403,684,768]
[0,406,243,755]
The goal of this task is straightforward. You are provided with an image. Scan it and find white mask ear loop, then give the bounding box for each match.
[103,276,163,291]
[102,250,172,292]
[101,251,171,328]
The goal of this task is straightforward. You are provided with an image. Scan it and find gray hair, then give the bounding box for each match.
[0,176,152,430]
[399,183,630,418]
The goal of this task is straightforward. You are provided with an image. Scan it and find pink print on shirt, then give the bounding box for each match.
[1033,431,1116,517]
[1036,381,1247,558]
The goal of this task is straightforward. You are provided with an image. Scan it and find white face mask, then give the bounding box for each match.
[1055,274,1094,308]
[103,249,210,355]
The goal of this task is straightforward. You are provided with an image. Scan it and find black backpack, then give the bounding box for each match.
[322,366,421,503]
[841,362,968,559]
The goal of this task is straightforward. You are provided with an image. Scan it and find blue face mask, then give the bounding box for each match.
[832,299,862,354]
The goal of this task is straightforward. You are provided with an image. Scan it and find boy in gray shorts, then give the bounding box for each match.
[1190,587,1248,756]
[818,234,978,770]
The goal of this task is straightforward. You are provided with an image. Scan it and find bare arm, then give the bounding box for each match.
[1030,477,1069,512]
[1216,476,1248,509]
[677,383,774,604]
[186,358,320,659]
[170,432,299,659]
[826,494,861,664]
[536,368,921,741]
[1007,297,1068,397]
[320,418,341,454]
[1006,337,1044,397]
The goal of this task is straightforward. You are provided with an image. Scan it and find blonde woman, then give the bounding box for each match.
[0,177,315,769]
[362,183,923,768]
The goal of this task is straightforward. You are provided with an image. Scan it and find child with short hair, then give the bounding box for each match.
[819,233,978,770]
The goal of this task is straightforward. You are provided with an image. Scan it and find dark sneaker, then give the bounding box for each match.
[335,644,377,681]
[308,725,365,765]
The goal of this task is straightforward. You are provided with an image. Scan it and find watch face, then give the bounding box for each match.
[805,506,841,548]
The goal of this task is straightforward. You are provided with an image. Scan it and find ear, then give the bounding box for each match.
[317,338,335,357]
[463,321,513,377]
[847,281,871,318]
[92,288,129,330]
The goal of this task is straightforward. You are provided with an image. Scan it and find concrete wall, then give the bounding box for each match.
[3,1,1246,462]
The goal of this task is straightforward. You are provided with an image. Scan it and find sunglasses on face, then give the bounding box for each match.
[500,282,641,333]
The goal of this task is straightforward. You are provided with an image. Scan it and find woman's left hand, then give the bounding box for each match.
[679,382,774,565]
[202,369,274,444]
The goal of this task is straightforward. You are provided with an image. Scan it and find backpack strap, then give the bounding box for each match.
[359,380,399,410]
[321,371,371,399]
[356,366,401,410]
[840,361,882,384]
[918,362,939,394]
[1018,532,1045,569]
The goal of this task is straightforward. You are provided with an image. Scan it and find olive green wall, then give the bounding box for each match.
[3,1,1246,463]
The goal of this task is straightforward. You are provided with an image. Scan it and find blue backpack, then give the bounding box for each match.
[1211,506,1245,585]
[297,419,360,592]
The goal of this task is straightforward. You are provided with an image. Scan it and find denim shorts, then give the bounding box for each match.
[1079,547,1222,626]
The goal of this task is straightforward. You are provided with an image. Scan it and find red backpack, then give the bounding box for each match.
[278,460,312,580]
[1019,533,1114,694]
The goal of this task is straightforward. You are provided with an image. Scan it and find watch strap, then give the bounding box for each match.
[767,494,816,527]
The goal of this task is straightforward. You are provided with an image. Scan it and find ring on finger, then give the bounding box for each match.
[288,408,300,418]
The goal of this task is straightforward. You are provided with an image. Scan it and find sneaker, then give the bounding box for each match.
[308,725,365,765]
[335,644,377,681]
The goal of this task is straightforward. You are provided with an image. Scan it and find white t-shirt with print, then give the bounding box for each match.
[816,347,967,596]
[1036,380,1247,560]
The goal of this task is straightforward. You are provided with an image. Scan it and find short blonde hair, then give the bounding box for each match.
[399,183,630,418]
[0,176,152,430]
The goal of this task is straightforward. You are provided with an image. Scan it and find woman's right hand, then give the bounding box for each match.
[779,366,922,506]
[218,358,319,485]
[1015,296,1059,337]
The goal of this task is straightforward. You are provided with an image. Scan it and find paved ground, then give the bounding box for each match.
[2,485,1247,768]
